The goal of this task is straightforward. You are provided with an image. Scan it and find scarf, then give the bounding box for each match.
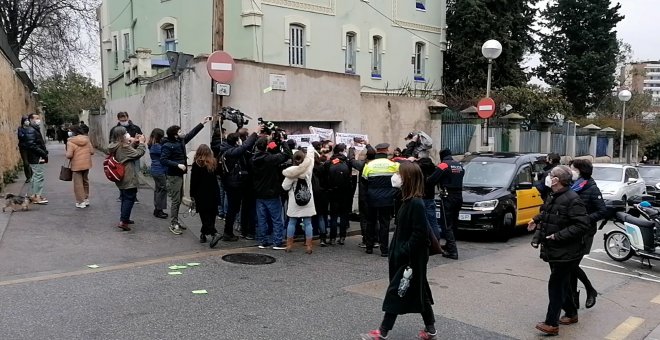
[571,178,588,192]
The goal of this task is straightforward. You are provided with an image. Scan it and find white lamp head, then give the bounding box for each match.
[618,89,632,102]
[481,40,503,60]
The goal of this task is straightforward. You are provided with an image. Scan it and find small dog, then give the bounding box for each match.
[2,194,36,212]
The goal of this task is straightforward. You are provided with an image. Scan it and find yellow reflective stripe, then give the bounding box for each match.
[363,159,399,178]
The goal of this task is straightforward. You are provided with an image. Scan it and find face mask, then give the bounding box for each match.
[544,175,555,188]
[33,119,41,126]
[23,120,29,127]
[391,173,403,188]
[178,132,185,139]
[68,131,73,137]
[119,121,129,126]
[125,133,131,141]
[571,170,579,181]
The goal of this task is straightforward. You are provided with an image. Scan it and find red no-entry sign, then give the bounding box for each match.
[206,51,236,84]
[477,98,496,119]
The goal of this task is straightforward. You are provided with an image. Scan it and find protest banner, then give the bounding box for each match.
[288,134,321,148]
[336,132,368,151]
[309,126,334,142]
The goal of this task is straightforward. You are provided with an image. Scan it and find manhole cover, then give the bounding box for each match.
[222,253,276,265]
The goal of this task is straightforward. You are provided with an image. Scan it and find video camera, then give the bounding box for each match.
[219,107,252,129]
[258,118,287,141]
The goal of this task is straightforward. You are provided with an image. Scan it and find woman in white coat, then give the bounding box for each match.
[282,147,316,254]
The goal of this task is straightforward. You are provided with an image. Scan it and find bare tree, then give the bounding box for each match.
[0,0,100,77]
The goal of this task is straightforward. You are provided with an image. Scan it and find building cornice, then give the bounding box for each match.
[263,0,336,16]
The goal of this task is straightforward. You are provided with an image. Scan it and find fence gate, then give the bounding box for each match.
[441,124,475,154]
[575,135,590,156]
[551,133,567,155]
[520,130,541,153]
[597,137,608,157]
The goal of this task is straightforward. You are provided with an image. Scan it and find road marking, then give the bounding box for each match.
[584,255,625,268]
[580,265,660,284]
[652,294,660,305]
[0,246,256,287]
[605,317,645,340]
[634,270,660,280]
[591,248,606,254]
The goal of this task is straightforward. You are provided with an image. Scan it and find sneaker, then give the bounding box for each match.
[35,196,48,204]
[272,244,287,250]
[358,242,367,248]
[75,203,87,209]
[257,244,271,249]
[83,199,90,207]
[210,234,222,248]
[338,237,346,245]
[374,242,380,248]
[418,329,437,340]
[169,225,183,235]
[320,240,328,247]
[241,234,255,240]
[360,330,388,339]
[134,198,140,204]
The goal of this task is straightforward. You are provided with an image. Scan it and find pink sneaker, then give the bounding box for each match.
[360,329,388,339]
[418,329,438,339]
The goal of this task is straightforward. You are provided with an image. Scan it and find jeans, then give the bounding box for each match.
[217,177,226,216]
[153,174,168,211]
[20,149,32,180]
[423,199,442,240]
[29,164,45,197]
[256,198,285,246]
[287,217,313,238]
[167,176,183,224]
[72,170,90,203]
[367,206,392,253]
[119,188,138,223]
[545,260,579,326]
[380,303,435,331]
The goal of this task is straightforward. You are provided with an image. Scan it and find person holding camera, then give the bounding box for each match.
[161,116,211,235]
[528,165,591,336]
[214,128,259,242]
[252,135,292,250]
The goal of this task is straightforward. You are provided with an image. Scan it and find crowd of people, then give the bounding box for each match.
[16,110,607,338]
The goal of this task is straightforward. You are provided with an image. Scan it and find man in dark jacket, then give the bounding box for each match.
[17,115,33,183]
[349,144,376,248]
[528,165,591,336]
[23,113,49,204]
[537,153,561,201]
[161,117,211,235]
[427,148,462,259]
[109,112,142,140]
[416,151,442,240]
[79,121,90,135]
[325,143,353,245]
[214,130,259,242]
[362,143,400,256]
[252,137,291,249]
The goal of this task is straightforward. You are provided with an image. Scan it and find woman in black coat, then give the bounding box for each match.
[529,165,591,336]
[190,144,220,247]
[570,159,606,309]
[361,162,436,340]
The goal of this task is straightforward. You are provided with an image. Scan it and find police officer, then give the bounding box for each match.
[427,148,462,259]
[362,143,400,256]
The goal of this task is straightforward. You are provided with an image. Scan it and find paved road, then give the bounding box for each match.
[1,143,658,339]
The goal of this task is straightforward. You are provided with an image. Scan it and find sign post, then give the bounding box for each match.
[478,97,496,148]
[206,50,236,137]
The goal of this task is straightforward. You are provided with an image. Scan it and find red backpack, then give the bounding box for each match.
[103,153,126,182]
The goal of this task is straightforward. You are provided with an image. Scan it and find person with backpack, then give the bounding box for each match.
[325,143,353,245]
[214,129,259,241]
[108,126,146,231]
[160,117,211,235]
[282,147,316,253]
[190,144,222,247]
[148,128,168,219]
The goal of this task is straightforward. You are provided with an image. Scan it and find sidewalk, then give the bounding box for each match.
[0,143,251,281]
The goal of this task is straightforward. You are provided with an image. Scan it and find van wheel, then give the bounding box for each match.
[496,210,515,241]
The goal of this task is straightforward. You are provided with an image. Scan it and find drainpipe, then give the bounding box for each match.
[439,0,447,94]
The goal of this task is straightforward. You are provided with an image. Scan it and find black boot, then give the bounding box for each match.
[585,289,597,309]
[574,290,581,309]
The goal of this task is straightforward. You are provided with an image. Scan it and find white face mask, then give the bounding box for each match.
[119,121,129,126]
[571,170,579,181]
[125,133,131,141]
[391,173,403,188]
[545,175,555,188]
[33,119,41,126]
[68,131,73,137]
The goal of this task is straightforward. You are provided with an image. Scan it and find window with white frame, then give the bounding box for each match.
[162,24,176,52]
[123,33,131,60]
[416,0,426,10]
[113,36,119,69]
[414,42,426,81]
[345,32,357,74]
[289,24,305,67]
[372,35,382,78]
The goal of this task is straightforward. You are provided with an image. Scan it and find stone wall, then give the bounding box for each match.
[0,52,36,188]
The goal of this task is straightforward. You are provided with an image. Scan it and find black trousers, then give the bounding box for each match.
[380,304,435,331]
[571,257,594,294]
[20,149,32,180]
[198,209,218,236]
[359,198,369,243]
[240,191,256,237]
[545,260,579,326]
[329,193,351,239]
[366,206,392,252]
[438,197,459,256]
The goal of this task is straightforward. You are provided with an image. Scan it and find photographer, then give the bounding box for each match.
[252,134,292,250]
[214,128,259,243]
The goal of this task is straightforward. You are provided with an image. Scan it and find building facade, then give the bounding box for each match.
[620,61,660,107]
[98,0,446,100]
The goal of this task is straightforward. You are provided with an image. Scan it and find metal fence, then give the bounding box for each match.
[487,127,508,152]
[575,135,591,156]
[597,137,608,157]
[520,130,541,153]
[442,124,475,155]
[551,133,567,155]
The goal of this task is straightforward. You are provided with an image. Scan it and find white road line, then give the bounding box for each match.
[605,317,645,340]
[633,270,660,279]
[580,265,660,284]
[583,255,625,268]
[591,248,606,254]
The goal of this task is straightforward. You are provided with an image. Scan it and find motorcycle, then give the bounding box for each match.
[599,199,660,268]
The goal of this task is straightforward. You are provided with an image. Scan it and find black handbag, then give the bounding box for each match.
[59,161,72,181]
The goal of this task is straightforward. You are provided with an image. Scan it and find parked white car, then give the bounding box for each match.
[592,164,646,201]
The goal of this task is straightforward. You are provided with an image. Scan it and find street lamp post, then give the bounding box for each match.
[618,90,632,163]
[481,40,502,146]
